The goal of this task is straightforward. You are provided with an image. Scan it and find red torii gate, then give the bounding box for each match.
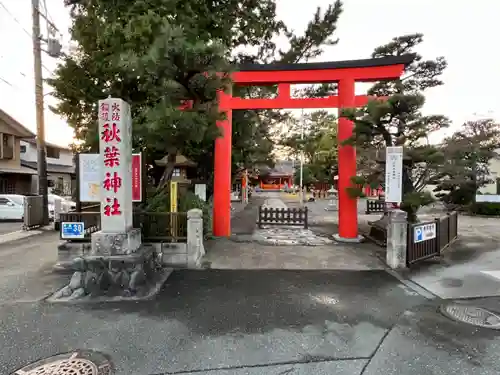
[201,55,414,239]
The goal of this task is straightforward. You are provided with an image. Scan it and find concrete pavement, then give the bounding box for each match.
[3,268,500,375]
[407,216,500,299]
[0,221,23,235]
[3,202,500,374]
[2,269,427,375]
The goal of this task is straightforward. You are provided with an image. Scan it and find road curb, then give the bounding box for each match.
[0,226,54,245]
[384,267,440,300]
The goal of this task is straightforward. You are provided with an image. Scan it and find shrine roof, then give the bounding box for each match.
[238,54,415,72]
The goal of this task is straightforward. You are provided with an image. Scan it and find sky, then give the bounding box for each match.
[0,0,498,147]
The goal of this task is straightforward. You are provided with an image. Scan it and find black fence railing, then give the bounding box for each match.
[407,211,458,266]
[257,206,308,229]
[59,211,188,242]
[366,199,385,214]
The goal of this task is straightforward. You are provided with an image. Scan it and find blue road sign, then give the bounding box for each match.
[62,222,85,239]
[415,227,423,243]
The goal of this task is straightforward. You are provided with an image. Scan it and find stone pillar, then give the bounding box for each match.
[187,208,205,267]
[386,209,408,269]
[91,98,141,256]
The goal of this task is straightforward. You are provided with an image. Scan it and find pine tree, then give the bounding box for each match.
[341,34,450,223]
[50,0,345,195]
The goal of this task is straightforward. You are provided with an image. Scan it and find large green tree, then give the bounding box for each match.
[50,0,345,197]
[281,110,338,185]
[342,34,450,222]
[434,119,500,207]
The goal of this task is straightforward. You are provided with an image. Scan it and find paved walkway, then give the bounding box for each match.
[2,218,500,374]
[204,194,383,270]
[3,268,500,375]
[406,215,500,299]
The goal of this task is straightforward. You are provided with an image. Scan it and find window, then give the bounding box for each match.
[9,196,24,205]
[46,146,60,159]
[173,168,181,177]
[20,145,26,153]
[1,134,13,159]
[0,198,10,205]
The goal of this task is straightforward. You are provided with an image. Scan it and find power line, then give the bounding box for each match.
[0,1,54,75]
[0,0,31,38]
[0,76,14,87]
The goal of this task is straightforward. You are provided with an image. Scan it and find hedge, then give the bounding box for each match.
[468,202,500,216]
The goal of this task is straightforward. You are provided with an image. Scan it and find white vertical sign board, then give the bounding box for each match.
[385,146,403,203]
[98,98,133,233]
[195,184,207,202]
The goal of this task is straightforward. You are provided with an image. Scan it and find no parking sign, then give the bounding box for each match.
[413,223,436,243]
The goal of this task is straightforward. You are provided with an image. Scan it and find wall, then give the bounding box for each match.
[0,122,21,170]
[20,141,73,166]
[31,172,74,196]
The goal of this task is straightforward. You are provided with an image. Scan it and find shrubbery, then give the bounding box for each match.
[145,188,212,236]
[178,191,212,236]
[468,202,500,216]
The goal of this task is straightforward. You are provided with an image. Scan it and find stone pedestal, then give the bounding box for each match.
[386,209,408,269]
[90,228,141,256]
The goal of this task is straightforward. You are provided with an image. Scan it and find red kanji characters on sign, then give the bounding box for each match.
[100,103,109,121]
[104,146,120,167]
[104,197,122,216]
[103,171,122,193]
[101,123,121,143]
[111,102,120,121]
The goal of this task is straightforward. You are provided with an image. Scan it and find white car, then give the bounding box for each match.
[0,194,25,221]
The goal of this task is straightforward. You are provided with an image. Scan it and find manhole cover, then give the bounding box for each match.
[11,350,113,375]
[440,303,500,329]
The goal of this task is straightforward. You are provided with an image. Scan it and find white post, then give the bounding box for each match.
[386,209,408,269]
[187,208,205,267]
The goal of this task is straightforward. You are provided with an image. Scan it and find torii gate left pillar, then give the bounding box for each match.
[210,55,414,238]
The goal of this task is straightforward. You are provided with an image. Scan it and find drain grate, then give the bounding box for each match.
[12,350,113,375]
[440,303,500,329]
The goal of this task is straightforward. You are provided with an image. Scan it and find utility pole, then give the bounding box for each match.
[31,0,49,225]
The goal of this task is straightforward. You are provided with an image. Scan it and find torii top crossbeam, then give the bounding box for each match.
[205,54,415,238]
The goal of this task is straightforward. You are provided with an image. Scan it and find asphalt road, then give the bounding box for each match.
[1,233,500,375]
[0,221,23,235]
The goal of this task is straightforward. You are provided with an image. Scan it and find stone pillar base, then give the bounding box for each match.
[91,228,141,256]
[49,244,172,301]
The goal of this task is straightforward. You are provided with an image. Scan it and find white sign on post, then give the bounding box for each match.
[414,223,436,243]
[385,146,403,203]
[98,98,133,233]
[195,184,207,202]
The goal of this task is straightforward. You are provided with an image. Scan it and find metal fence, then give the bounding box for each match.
[59,211,188,242]
[257,206,308,229]
[365,199,385,214]
[406,211,458,266]
[23,195,44,230]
